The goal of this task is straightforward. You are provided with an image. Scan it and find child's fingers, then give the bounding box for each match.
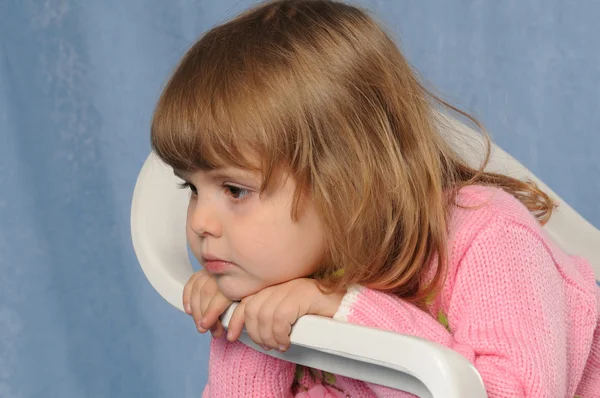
[200,293,232,329]
[271,287,310,351]
[226,299,248,342]
[197,279,219,321]
[182,271,204,315]
[256,289,290,350]
[209,321,224,339]
[190,281,207,332]
[243,290,274,349]
[271,300,298,351]
[191,274,217,332]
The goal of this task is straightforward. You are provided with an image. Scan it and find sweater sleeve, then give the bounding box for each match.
[202,337,348,397]
[333,218,594,398]
[202,337,295,397]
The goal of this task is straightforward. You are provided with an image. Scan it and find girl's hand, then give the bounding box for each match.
[226,278,344,352]
[183,269,233,338]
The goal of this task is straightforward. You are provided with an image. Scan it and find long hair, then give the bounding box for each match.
[151,0,555,308]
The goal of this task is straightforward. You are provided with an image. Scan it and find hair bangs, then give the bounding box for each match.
[150,33,297,182]
[151,78,261,174]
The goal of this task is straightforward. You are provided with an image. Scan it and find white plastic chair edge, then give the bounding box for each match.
[222,303,486,398]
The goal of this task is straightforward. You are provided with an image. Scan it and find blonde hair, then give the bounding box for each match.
[151,0,555,308]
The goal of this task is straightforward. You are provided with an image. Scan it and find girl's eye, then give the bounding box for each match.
[224,184,249,200]
[177,182,198,195]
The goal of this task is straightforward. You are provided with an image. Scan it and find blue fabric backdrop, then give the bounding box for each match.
[1,1,598,397]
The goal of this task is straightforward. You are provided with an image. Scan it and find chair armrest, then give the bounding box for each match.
[220,303,487,398]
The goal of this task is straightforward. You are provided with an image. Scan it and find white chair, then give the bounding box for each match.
[130,116,600,398]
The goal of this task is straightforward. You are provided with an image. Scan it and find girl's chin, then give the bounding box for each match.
[215,277,266,302]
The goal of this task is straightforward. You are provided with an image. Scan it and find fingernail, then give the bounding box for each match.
[200,316,206,328]
[227,331,233,341]
[279,345,287,352]
[261,345,271,351]
[184,303,191,314]
[196,322,206,332]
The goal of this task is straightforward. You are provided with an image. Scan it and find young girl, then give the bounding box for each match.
[151,0,599,396]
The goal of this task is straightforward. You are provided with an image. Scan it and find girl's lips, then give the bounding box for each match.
[203,260,235,274]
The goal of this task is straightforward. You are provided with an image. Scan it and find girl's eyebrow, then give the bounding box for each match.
[173,168,261,183]
[208,168,260,183]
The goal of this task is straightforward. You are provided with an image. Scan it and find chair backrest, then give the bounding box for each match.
[437,113,600,277]
[131,116,599,398]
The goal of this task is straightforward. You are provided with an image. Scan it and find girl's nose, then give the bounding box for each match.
[188,198,223,238]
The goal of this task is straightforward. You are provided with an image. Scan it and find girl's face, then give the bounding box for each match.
[177,167,326,301]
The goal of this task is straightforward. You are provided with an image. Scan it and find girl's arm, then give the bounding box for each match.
[202,337,295,397]
[202,337,348,397]
[201,277,352,397]
[334,217,598,398]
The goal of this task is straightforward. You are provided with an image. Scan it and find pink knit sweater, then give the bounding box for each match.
[202,186,600,397]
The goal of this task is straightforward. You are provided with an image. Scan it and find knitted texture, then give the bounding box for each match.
[203,186,600,397]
